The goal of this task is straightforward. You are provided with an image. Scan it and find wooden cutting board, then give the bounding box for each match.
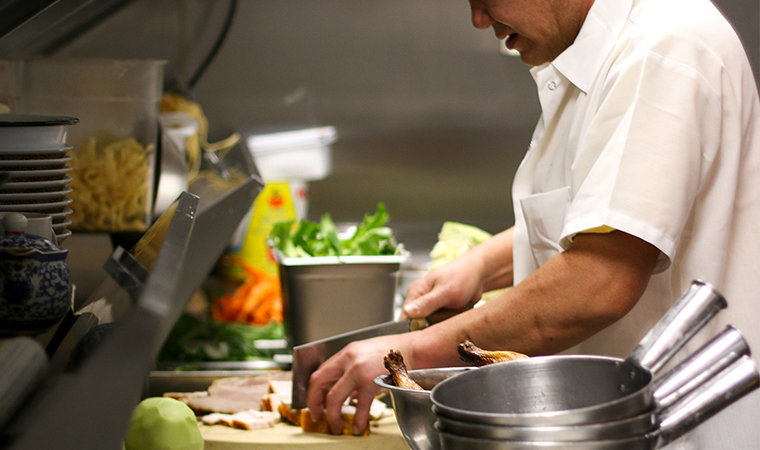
[201,416,409,450]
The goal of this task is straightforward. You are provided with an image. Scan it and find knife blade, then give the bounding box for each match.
[290,306,469,409]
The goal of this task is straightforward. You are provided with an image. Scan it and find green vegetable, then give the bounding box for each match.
[268,203,402,257]
[125,397,203,450]
[158,313,284,363]
[429,221,509,302]
[429,221,493,269]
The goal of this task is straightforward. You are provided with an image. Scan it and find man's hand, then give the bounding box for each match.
[402,227,516,319]
[402,259,485,319]
[305,334,417,435]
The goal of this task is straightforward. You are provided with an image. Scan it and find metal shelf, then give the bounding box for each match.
[0,143,264,450]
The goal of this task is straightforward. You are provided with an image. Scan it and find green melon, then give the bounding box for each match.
[125,397,203,450]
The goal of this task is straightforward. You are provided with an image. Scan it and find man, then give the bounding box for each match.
[307,0,760,447]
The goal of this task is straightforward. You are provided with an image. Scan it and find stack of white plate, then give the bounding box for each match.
[0,115,79,244]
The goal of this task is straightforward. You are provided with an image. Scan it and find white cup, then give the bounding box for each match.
[0,212,56,245]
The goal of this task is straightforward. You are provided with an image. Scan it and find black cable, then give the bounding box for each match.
[187,0,237,91]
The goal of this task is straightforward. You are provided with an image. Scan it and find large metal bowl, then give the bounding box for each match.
[374,367,474,450]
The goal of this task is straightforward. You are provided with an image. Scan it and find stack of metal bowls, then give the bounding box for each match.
[428,281,760,450]
[0,115,78,244]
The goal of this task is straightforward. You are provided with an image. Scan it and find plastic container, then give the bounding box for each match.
[276,252,408,347]
[0,58,165,232]
[247,127,335,182]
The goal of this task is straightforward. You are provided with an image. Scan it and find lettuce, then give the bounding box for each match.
[268,203,400,257]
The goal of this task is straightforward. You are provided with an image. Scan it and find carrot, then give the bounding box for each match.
[212,259,284,326]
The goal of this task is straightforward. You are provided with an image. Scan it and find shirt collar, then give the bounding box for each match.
[549,0,635,93]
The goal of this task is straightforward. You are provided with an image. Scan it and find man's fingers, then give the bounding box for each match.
[324,375,356,434]
[306,363,343,421]
[351,390,375,435]
[403,290,444,318]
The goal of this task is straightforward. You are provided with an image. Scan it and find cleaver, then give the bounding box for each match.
[290,306,470,409]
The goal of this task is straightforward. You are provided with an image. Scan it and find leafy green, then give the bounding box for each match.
[268,203,401,257]
[158,313,284,362]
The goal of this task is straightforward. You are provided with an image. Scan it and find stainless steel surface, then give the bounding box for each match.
[656,355,759,447]
[628,280,727,373]
[435,409,657,442]
[291,318,413,410]
[0,0,59,41]
[433,324,750,441]
[7,192,198,450]
[102,246,149,300]
[430,280,727,426]
[652,325,749,409]
[279,256,404,347]
[154,125,190,217]
[373,367,475,450]
[148,368,286,397]
[436,356,759,450]
[0,0,135,56]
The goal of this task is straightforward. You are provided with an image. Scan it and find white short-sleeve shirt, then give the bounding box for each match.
[511,0,760,447]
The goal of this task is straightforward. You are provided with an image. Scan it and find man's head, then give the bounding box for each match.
[468,0,595,66]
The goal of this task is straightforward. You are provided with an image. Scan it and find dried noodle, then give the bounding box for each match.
[67,137,152,232]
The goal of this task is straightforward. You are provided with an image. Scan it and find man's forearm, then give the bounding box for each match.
[411,230,660,368]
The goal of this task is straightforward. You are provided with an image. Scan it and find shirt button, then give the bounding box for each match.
[548,80,557,91]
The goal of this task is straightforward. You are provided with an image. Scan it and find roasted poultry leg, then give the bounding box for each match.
[384,350,424,390]
[458,340,529,366]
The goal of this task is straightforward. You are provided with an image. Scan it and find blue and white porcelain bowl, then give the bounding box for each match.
[0,213,71,335]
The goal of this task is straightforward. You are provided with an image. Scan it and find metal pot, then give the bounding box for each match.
[434,325,750,441]
[436,355,759,450]
[374,367,475,450]
[430,280,727,426]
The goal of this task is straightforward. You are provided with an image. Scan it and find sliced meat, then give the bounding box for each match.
[185,395,264,415]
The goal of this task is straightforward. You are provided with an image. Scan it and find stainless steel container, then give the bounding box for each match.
[277,254,407,346]
[374,367,474,450]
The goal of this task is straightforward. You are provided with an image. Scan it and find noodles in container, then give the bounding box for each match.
[67,135,153,232]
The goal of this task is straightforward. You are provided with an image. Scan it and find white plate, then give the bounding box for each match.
[0,187,72,201]
[0,197,72,211]
[52,219,72,231]
[49,208,73,221]
[0,176,72,190]
[55,229,72,243]
[0,145,73,157]
[0,115,78,149]
[0,156,72,168]
[4,167,72,178]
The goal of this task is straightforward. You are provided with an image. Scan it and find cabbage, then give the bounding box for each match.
[429,222,493,269]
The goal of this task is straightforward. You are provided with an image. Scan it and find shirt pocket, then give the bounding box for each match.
[519,186,572,267]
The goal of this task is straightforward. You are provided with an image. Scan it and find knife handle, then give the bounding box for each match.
[409,304,473,331]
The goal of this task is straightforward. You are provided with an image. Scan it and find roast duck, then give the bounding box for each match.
[384,340,528,390]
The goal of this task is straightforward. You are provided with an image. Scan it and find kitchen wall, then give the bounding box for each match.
[7,0,760,259]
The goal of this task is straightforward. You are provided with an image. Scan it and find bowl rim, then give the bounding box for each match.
[0,115,79,127]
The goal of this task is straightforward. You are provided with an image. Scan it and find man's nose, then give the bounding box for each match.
[470,2,496,29]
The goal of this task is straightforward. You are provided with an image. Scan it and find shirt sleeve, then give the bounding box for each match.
[559,43,723,273]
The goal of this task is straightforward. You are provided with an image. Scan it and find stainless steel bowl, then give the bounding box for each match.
[374,367,474,450]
